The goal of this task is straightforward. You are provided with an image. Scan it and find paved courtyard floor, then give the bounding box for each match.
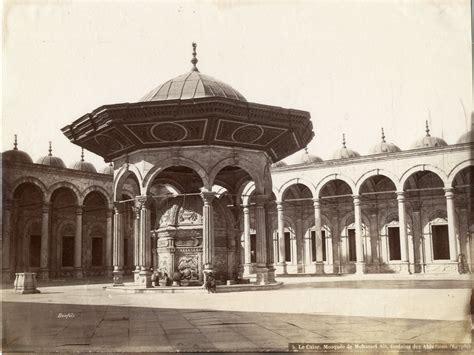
[1,276,472,353]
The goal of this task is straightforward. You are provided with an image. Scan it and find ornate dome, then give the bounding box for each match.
[71,148,97,173]
[2,135,33,164]
[369,128,401,154]
[140,43,246,103]
[101,162,114,175]
[333,134,360,160]
[271,160,288,168]
[456,129,473,144]
[411,121,448,149]
[301,147,323,164]
[36,142,66,168]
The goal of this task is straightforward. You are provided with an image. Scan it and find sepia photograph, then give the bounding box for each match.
[1,0,473,353]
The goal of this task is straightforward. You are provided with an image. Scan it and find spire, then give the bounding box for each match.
[13,134,18,150]
[342,133,346,148]
[48,141,52,156]
[191,42,199,72]
[425,120,431,137]
[381,127,386,143]
[81,147,85,162]
[304,146,308,154]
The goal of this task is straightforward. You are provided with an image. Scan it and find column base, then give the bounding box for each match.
[355,262,365,274]
[133,270,141,284]
[399,262,410,274]
[276,262,287,275]
[267,266,276,283]
[314,262,325,275]
[74,269,83,279]
[256,266,269,285]
[113,270,124,286]
[138,270,152,288]
[243,263,253,276]
[39,269,49,280]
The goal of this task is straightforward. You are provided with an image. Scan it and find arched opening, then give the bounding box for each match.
[403,170,446,273]
[50,187,78,277]
[11,183,44,274]
[358,175,397,272]
[83,191,108,275]
[319,179,354,274]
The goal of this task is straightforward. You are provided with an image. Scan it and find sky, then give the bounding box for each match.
[2,0,472,169]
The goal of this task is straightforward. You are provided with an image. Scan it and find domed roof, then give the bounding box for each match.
[411,121,448,149]
[71,148,97,173]
[140,43,246,103]
[301,147,323,163]
[333,134,360,159]
[271,160,287,168]
[36,142,66,168]
[456,129,473,144]
[101,162,114,175]
[369,128,401,154]
[2,135,33,164]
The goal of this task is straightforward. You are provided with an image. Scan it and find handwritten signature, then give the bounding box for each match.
[57,312,75,319]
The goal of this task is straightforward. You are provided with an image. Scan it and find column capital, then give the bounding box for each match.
[313,198,321,208]
[75,205,84,215]
[396,191,405,201]
[352,194,361,205]
[276,201,284,211]
[135,195,152,209]
[42,202,51,213]
[243,204,250,213]
[444,187,454,198]
[113,202,124,214]
[131,206,141,219]
[200,190,216,204]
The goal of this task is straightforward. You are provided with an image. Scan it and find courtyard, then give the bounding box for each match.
[1,275,472,353]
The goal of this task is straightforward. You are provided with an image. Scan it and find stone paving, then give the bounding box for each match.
[1,277,472,353]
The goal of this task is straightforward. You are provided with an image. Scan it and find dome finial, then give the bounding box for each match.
[48,141,52,156]
[342,133,346,148]
[191,42,199,72]
[304,146,308,154]
[13,134,18,150]
[81,147,85,162]
[425,120,431,137]
[381,127,386,143]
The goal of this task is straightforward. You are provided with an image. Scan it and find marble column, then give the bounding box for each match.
[132,203,141,283]
[242,204,252,276]
[74,205,83,278]
[313,198,325,274]
[396,192,410,273]
[276,201,287,274]
[265,201,276,283]
[201,190,216,281]
[2,201,12,280]
[353,195,365,274]
[254,195,269,284]
[137,196,152,287]
[40,203,50,279]
[112,203,124,285]
[444,188,458,262]
[105,207,113,276]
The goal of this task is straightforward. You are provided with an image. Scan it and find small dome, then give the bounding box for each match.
[36,142,66,168]
[101,163,114,175]
[2,135,33,164]
[272,160,287,168]
[411,121,448,149]
[333,134,360,159]
[140,43,246,103]
[369,128,401,154]
[71,148,97,173]
[301,147,323,163]
[456,129,473,144]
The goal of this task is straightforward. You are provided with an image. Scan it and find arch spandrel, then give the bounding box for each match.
[399,164,448,190]
[447,159,474,187]
[47,181,81,205]
[277,177,316,201]
[355,169,401,194]
[10,176,48,202]
[142,157,209,194]
[315,173,356,198]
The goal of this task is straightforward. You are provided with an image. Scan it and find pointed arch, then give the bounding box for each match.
[277,177,316,201]
[447,159,474,186]
[114,163,144,200]
[10,176,48,201]
[315,173,356,198]
[400,164,448,190]
[82,185,112,206]
[356,169,401,193]
[47,181,81,204]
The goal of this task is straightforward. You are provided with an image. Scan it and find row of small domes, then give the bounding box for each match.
[275,122,473,167]
[2,138,113,175]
